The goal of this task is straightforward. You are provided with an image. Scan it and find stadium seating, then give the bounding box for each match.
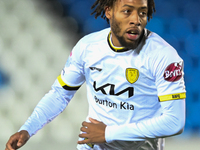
[146,17,165,35]
[183,2,200,26]
[185,34,200,58]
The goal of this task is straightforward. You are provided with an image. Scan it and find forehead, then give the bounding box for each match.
[115,0,148,7]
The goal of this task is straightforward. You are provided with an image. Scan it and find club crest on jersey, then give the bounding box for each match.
[126,68,139,84]
[164,62,183,82]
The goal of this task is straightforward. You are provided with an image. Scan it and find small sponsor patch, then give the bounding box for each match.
[89,67,102,72]
[163,62,183,82]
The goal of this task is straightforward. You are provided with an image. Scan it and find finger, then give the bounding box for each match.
[17,134,27,147]
[6,141,12,150]
[5,146,13,150]
[80,126,87,132]
[6,135,19,150]
[82,121,90,127]
[6,146,15,150]
[6,142,16,150]
[17,141,23,147]
[77,138,90,144]
[78,133,88,138]
[89,117,101,124]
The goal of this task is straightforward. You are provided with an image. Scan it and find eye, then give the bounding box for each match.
[123,9,131,14]
[139,11,147,17]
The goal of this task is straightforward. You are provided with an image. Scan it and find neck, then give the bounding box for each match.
[111,29,145,50]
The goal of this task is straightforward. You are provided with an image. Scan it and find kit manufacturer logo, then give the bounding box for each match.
[89,67,102,72]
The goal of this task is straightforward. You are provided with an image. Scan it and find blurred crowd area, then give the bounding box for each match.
[0,0,200,150]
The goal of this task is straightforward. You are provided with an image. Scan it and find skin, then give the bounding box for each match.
[5,130,30,150]
[106,0,148,49]
[5,0,148,149]
[78,118,106,144]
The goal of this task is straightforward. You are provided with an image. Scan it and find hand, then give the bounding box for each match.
[5,130,30,150]
[78,118,106,145]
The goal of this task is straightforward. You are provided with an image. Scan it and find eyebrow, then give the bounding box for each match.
[122,4,148,9]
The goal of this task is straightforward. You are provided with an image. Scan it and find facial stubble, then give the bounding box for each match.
[110,13,141,50]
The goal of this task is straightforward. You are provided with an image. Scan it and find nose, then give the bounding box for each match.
[130,11,141,26]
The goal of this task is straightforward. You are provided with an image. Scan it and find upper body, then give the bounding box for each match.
[5,0,186,150]
[19,27,186,149]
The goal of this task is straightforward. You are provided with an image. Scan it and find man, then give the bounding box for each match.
[5,0,186,150]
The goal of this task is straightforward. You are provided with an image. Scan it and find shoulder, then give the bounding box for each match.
[146,31,175,52]
[144,30,181,61]
[141,30,183,76]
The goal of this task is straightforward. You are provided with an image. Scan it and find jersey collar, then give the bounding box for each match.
[107,31,129,52]
[107,29,151,53]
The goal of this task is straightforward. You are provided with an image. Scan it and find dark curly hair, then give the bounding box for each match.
[91,0,156,23]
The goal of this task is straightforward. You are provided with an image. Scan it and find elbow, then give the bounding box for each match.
[174,121,185,136]
[175,113,185,135]
[168,116,185,136]
[176,127,184,135]
[172,123,184,136]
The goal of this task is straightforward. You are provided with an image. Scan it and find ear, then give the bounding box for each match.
[105,6,112,20]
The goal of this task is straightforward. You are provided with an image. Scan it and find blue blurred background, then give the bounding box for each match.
[0,0,200,149]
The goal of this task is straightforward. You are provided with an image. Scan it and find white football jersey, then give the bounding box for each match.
[20,28,186,150]
[57,28,186,150]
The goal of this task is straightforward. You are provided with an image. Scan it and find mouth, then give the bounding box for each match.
[126,29,140,40]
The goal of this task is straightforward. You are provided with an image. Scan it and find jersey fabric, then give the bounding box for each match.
[19,28,186,150]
